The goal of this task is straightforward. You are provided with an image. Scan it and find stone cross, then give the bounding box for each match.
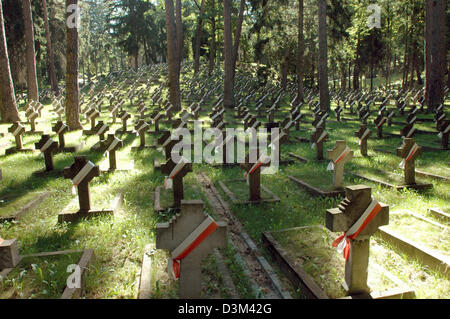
[387,110,395,127]
[135,120,150,149]
[0,238,20,270]
[310,127,329,160]
[94,121,110,142]
[161,157,193,209]
[437,119,449,150]
[64,156,100,213]
[25,108,39,133]
[401,123,416,138]
[158,131,181,162]
[7,122,26,151]
[151,111,162,132]
[52,121,68,149]
[240,151,271,202]
[396,138,422,185]
[313,112,328,129]
[35,135,58,172]
[86,108,100,131]
[138,105,148,120]
[335,106,342,122]
[327,141,353,189]
[325,185,389,295]
[101,134,123,171]
[118,111,131,133]
[373,115,387,139]
[156,200,227,298]
[354,125,371,157]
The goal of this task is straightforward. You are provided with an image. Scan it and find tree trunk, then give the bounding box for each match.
[297,0,304,102]
[281,48,289,91]
[0,0,20,123]
[165,0,181,111]
[232,0,245,79]
[43,0,58,93]
[194,0,206,75]
[317,0,330,111]
[65,0,82,130]
[425,0,446,110]
[22,0,39,102]
[223,0,234,108]
[208,0,216,75]
[175,0,183,71]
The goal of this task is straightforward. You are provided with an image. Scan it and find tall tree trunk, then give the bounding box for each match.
[65,0,82,130]
[175,0,183,71]
[194,0,206,75]
[317,0,330,111]
[425,0,446,110]
[22,0,39,102]
[208,0,216,75]
[43,0,58,93]
[0,0,20,123]
[165,0,181,110]
[281,48,289,91]
[370,34,374,91]
[231,0,245,79]
[297,0,304,102]
[223,0,234,108]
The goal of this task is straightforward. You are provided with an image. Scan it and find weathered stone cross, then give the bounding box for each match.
[397,138,422,185]
[35,135,58,172]
[156,200,227,298]
[101,134,123,171]
[326,185,389,295]
[161,157,193,209]
[327,141,353,189]
[310,127,329,160]
[354,125,371,157]
[240,151,271,202]
[52,121,68,150]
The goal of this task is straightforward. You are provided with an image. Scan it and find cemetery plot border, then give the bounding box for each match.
[218,179,280,205]
[0,192,50,223]
[0,248,94,299]
[288,175,345,198]
[138,244,154,299]
[287,152,309,163]
[376,226,450,279]
[427,208,450,224]
[415,169,450,182]
[262,226,415,299]
[58,192,123,223]
[352,173,433,191]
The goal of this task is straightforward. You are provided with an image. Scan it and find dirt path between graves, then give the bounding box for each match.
[195,172,281,299]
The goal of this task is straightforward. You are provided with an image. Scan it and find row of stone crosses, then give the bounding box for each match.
[2,62,448,299]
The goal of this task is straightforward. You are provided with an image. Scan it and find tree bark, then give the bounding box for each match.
[175,0,183,71]
[0,0,20,123]
[165,0,181,111]
[231,0,245,79]
[208,0,216,75]
[223,0,234,108]
[317,0,330,111]
[425,0,446,110]
[194,0,206,75]
[43,0,58,93]
[65,0,82,130]
[297,0,304,102]
[22,0,39,102]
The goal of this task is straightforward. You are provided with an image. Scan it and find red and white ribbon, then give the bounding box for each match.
[107,138,121,153]
[437,113,445,121]
[332,198,382,260]
[399,143,419,169]
[98,124,108,135]
[12,125,23,137]
[169,215,218,279]
[243,154,270,184]
[438,125,450,138]
[408,116,416,124]
[405,127,416,138]
[40,139,54,153]
[88,111,98,119]
[153,113,162,122]
[327,146,351,171]
[311,131,327,149]
[164,157,189,189]
[71,161,96,195]
[376,117,387,127]
[215,134,234,154]
[358,128,370,146]
[211,109,224,121]
[243,113,251,122]
[121,113,129,121]
[57,125,66,135]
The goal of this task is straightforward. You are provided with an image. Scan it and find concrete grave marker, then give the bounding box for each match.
[310,127,329,160]
[156,200,227,298]
[6,122,32,155]
[397,138,422,185]
[161,157,193,209]
[373,115,387,139]
[327,141,353,189]
[354,125,371,157]
[101,134,123,171]
[0,238,20,270]
[325,185,389,295]
[35,135,59,172]
[240,152,271,202]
